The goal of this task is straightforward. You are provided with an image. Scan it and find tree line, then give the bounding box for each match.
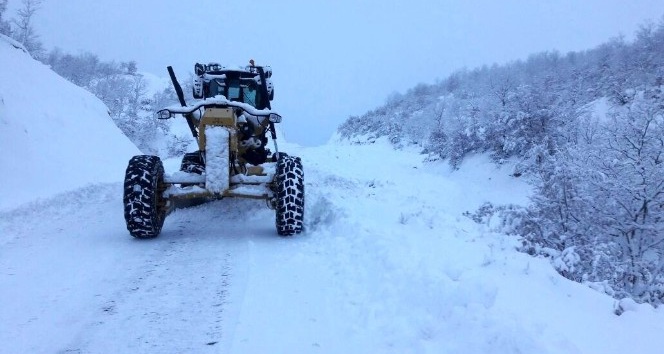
[338,17,664,305]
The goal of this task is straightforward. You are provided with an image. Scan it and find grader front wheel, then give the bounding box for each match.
[274,155,305,236]
[123,155,168,238]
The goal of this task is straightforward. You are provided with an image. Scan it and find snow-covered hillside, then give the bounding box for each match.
[0,34,139,211]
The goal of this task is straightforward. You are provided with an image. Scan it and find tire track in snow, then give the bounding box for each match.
[62,198,273,354]
[0,183,269,354]
[63,221,233,353]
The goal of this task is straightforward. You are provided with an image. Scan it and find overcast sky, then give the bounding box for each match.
[10,0,663,146]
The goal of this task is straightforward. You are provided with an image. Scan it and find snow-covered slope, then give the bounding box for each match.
[0,34,140,211]
[1,135,663,353]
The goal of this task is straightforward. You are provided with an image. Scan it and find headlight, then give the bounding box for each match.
[268,113,282,123]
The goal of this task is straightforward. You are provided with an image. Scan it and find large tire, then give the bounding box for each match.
[275,155,304,236]
[123,155,167,238]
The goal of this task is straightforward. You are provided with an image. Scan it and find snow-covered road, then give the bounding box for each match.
[2,140,664,354]
[1,184,245,353]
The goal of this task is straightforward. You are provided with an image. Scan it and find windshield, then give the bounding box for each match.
[205,76,263,108]
[243,86,257,107]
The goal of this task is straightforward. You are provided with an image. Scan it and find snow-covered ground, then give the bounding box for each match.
[2,33,664,354]
[2,137,664,353]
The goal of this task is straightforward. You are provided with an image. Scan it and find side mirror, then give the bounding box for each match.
[156,109,173,119]
[268,113,282,123]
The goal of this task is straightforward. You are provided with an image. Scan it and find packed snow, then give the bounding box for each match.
[2,33,664,354]
[204,127,231,194]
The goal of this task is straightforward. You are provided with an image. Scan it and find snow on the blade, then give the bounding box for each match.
[228,184,271,197]
[229,174,272,184]
[163,184,207,197]
[164,171,206,184]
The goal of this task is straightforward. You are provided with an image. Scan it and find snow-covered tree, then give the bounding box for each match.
[338,15,664,304]
[582,88,664,302]
[513,86,664,303]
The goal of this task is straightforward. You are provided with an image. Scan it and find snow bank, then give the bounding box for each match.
[221,139,664,354]
[0,34,140,211]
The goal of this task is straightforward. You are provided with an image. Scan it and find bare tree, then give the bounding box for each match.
[12,0,43,57]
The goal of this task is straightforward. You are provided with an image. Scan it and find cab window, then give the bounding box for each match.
[227,80,241,100]
[243,86,257,107]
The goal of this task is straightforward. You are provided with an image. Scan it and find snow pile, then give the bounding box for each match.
[0,34,140,210]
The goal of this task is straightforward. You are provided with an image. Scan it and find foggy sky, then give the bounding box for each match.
[10,0,663,146]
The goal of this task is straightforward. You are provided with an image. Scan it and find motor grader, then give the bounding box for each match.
[122,61,304,238]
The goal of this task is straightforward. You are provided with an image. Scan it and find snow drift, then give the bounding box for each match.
[0,34,140,210]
